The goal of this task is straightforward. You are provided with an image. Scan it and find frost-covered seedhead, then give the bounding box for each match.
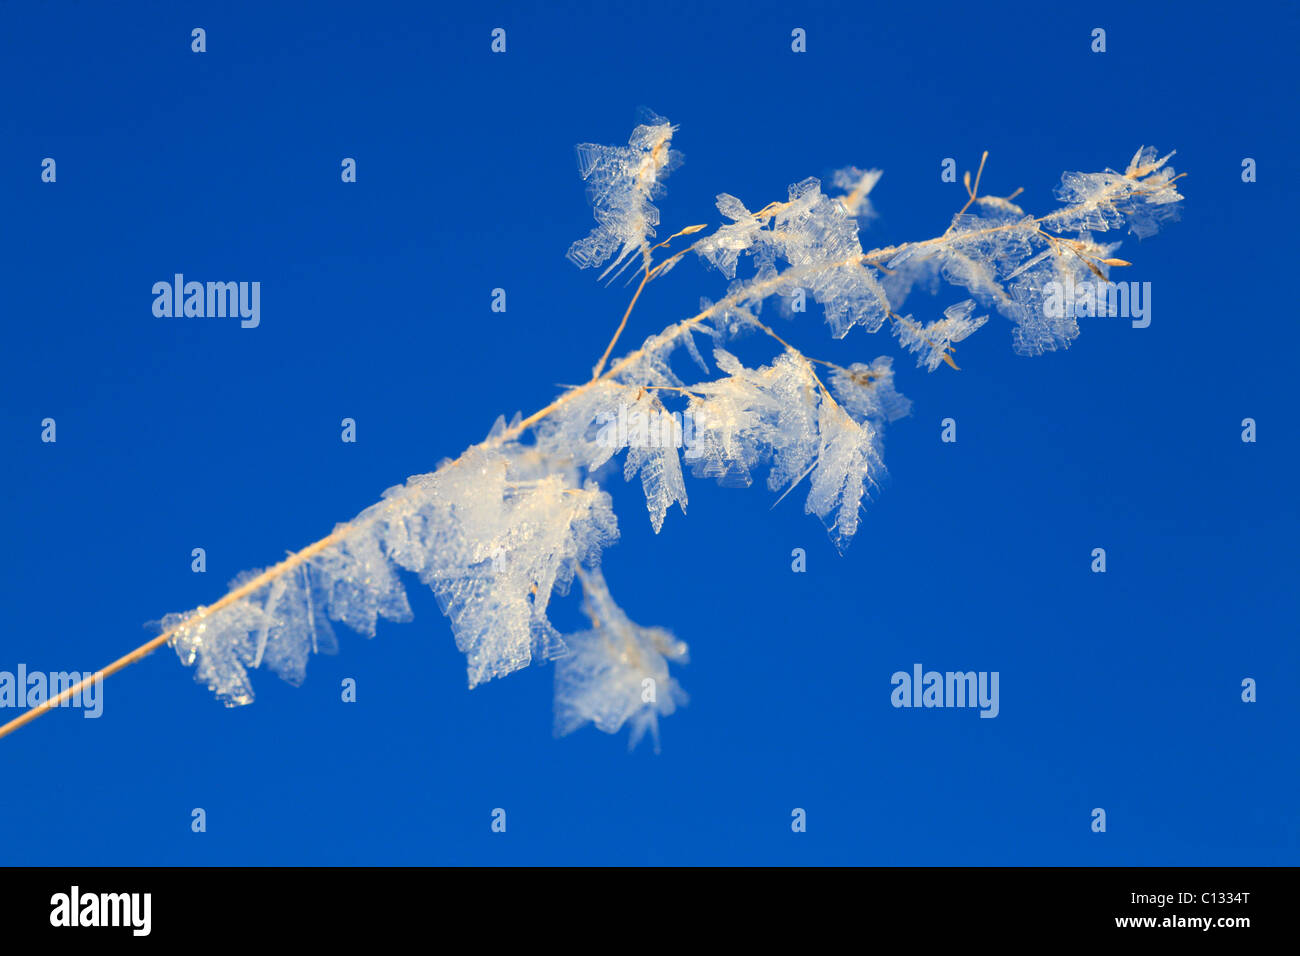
[881,147,1181,357]
[554,567,688,752]
[831,166,883,220]
[894,300,989,371]
[695,194,764,280]
[1044,147,1183,239]
[567,111,681,279]
[829,356,912,425]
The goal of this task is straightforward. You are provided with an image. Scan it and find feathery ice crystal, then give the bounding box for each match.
[566,109,681,281]
[156,116,1183,750]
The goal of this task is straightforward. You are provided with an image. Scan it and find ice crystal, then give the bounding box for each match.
[828,356,912,425]
[553,567,688,752]
[806,399,883,552]
[687,348,822,496]
[831,166,883,220]
[695,178,890,338]
[893,300,989,371]
[621,389,688,533]
[566,111,681,279]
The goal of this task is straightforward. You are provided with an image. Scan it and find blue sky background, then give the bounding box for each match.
[0,1,1295,865]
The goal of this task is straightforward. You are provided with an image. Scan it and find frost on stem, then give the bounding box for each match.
[1041,146,1183,239]
[153,114,1182,750]
[163,444,621,703]
[566,110,681,280]
[883,146,1182,356]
